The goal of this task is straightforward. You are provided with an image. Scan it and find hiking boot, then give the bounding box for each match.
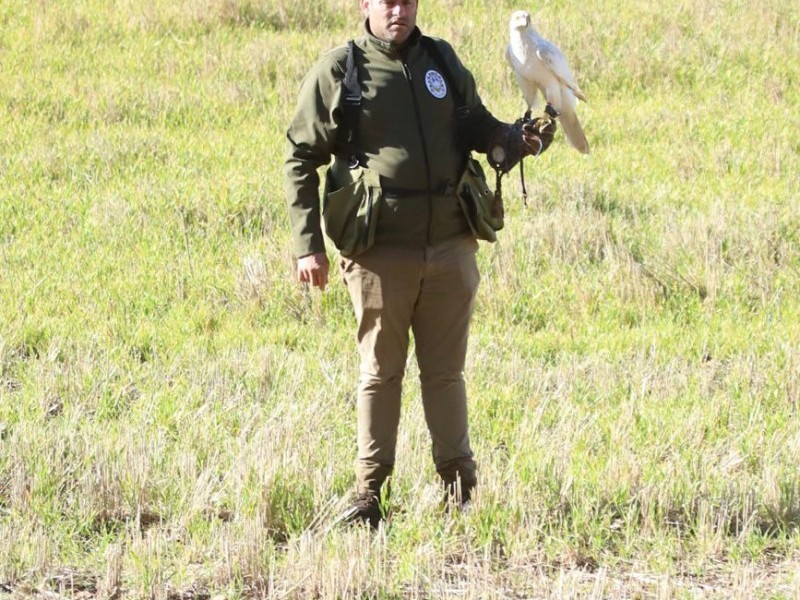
[341,492,384,528]
[443,479,474,513]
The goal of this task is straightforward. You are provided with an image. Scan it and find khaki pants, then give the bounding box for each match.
[340,235,480,495]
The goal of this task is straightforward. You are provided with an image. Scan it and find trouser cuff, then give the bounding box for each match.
[356,462,394,496]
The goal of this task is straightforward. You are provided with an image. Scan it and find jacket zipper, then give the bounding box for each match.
[402,59,433,246]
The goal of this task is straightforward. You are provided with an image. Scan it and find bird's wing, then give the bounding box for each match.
[506,44,541,109]
[535,39,587,102]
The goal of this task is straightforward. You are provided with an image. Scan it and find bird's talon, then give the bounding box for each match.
[544,104,560,119]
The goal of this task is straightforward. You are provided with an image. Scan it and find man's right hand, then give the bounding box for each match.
[297,252,330,291]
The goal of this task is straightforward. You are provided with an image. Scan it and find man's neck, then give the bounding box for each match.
[364,20,421,54]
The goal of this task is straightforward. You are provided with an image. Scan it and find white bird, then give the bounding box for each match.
[505,10,589,154]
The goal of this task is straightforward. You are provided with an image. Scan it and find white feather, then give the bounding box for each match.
[505,10,589,154]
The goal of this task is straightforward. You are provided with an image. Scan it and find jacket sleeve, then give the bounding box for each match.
[284,51,346,258]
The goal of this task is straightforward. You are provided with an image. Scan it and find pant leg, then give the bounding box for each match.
[410,235,480,489]
[341,245,424,495]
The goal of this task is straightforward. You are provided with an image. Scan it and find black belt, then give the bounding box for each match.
[383,183,456,197]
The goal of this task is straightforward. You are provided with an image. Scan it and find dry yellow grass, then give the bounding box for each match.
[1,0,799,597]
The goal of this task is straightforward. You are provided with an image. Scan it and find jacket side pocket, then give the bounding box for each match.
[456,157,503,243]
[322,167,381,257]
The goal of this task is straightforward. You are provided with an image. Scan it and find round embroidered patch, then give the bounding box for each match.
[425,70,447,99]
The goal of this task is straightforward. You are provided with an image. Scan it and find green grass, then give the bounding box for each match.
[1,0,799,597]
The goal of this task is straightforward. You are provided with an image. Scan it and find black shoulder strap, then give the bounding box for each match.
[341,40,362,149]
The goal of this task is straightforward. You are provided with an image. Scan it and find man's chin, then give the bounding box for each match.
[388,27,410,43]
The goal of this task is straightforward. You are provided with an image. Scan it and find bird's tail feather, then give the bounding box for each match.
[560,110,589,154]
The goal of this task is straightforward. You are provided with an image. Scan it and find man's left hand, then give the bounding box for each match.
[521,113,557,157]
[487,113,558,174]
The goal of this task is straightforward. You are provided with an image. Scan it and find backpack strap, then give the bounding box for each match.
[342,41,361,147]
[419,38,511,208]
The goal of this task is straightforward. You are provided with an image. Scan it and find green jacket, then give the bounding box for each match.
[285,25,502,257]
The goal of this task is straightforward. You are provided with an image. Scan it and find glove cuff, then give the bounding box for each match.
[487,122,524,174]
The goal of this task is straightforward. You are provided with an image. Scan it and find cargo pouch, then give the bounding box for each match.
[322,166,381,258]
[456,157,504,243]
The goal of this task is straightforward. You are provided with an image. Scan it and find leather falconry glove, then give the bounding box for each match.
[487,109,558,175]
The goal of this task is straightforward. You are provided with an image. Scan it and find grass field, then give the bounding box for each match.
[1,0,799,597]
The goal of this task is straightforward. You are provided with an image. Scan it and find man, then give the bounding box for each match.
[284,0,555,526]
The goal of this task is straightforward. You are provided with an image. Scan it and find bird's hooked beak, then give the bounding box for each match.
[510,10,530,31]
